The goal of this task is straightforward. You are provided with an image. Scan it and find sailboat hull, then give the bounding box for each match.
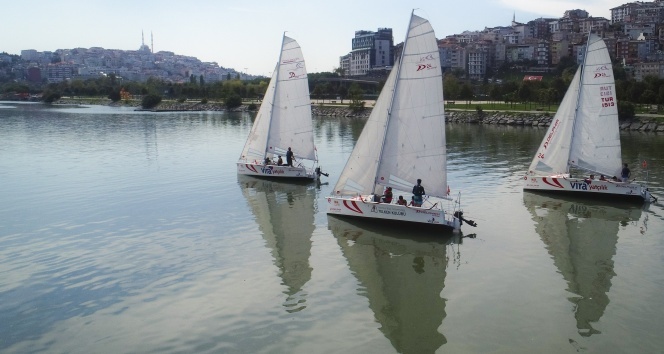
[237,162,315,179]
[326,196,460,231]
[524,175,651,202]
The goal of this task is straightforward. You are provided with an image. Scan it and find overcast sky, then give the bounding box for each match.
[2,0,625,75]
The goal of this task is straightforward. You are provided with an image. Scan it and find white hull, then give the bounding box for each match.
[326,195,461,231]
[237,162,315,179]
[524,175,652,202]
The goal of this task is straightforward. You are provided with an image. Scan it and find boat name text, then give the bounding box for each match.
[371,205,407,216]
[542,118,560,150]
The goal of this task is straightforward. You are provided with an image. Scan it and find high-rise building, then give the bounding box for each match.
[349,28,394,76]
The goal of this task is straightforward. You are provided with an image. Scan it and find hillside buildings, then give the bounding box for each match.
[9,32,239,84]
[340,0,664,81]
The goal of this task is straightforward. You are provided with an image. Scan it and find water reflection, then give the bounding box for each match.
[238,176,316,313]
[523,192,643,337]
[328,216,468,354]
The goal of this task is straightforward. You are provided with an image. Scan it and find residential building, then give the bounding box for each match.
[633,61,664,80]
[349,28,394,76]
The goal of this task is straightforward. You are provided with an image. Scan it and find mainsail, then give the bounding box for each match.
[239,35,315,163]
[527,34,621,177]
[333,14,447,197]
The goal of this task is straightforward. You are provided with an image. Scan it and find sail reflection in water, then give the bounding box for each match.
[523,192,643,337]
[328,216,470,353]
[238,176,316,313]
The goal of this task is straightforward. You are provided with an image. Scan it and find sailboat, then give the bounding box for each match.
[523,192,643,336]
[327,12,474,231]
[523,33,653,202]
[237,34,320,180]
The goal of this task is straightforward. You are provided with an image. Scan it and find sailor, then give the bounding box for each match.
[621,163,631,182]
[382,187,393,203]
[277,156,283,166]
[286,147,294,167]
[412,179,425,206]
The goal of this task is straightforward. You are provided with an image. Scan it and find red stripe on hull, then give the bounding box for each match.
[543,177,564,188]
[343,200,363,214]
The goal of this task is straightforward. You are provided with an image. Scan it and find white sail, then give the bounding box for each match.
[333,14,447,197]
[240,67,277,162]
[239,35,315,163]
[569,34,622,177]
[527,34,621,177]
[527,69,580,175]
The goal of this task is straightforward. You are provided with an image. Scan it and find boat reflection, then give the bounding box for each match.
[238,175,316,313]
[523,192,643,337]
[328,215,469,353]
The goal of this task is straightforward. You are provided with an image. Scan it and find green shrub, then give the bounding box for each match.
[141,94,162,109]
[224,94,242,109]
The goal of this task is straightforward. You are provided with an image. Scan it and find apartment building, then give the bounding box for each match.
[348,28,394,76]
[632,61,664,80]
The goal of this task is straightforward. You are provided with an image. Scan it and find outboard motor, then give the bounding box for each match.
[454,211,477,227]
[315,166,329,178]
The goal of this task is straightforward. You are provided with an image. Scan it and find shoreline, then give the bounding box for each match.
[50,98,663,132]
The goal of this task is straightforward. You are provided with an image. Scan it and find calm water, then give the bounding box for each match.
[1,102,664,353]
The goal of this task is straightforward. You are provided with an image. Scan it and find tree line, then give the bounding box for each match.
[1,60,663,116]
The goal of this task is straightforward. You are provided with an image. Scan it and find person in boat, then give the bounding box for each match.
[412,179,425,206]
[585,174,595,183]
[621,163,631,182]
[382,187,393,203]
[277,155,283,166]
[599,175,607,181]
[264,157,272,165]
[396,195,407,206]
[286,147,294,167]
[408,196,421,207]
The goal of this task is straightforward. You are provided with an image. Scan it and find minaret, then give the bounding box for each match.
[512,12,517,26]
[142,30,145,46]
[151,31,154,53]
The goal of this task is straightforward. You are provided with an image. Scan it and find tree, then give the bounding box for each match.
[459,83,474,103]
[348,83,365,111]
[224,93,242,109]
[42,90,61,103]
[443,75,460,100]
[618,101,635,120]
[108,89,121,102]
[141,94,162,109]
[199,74,205,86]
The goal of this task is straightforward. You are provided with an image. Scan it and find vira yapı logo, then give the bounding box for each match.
[594,65,612,79]
[261,166,284,175]
[569,180,608,191]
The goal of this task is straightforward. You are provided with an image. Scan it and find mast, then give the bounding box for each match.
[566,30,593,174]
[263,33,286,160]
[371,10,414,193]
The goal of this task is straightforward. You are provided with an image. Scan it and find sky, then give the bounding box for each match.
[2,0,627,76]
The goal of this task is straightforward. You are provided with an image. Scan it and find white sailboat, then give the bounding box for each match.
[524,33,653,202]
[327,11,475,232]
[237,34,319,180]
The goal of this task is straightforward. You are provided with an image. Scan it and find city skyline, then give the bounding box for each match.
[2,0,625,75]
